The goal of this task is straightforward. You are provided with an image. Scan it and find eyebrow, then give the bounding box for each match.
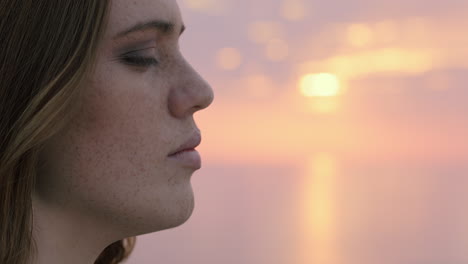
[113,20,186,40]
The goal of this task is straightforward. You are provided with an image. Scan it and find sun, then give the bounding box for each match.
[299,73,341,97]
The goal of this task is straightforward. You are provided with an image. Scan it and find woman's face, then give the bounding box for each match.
[34,0,214,240]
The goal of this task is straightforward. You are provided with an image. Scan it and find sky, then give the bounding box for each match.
[175,0,468,166]
[126,1,468,263]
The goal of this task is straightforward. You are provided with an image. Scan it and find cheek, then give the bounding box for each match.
[81,64,171,162]
[37,68,178,217]
[75,70,172,181]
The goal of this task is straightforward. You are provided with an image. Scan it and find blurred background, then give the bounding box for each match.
[125,0,468,263]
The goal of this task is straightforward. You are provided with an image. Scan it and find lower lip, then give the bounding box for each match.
[168,149,201,169]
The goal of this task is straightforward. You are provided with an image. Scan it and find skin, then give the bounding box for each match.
[31,0,214,263]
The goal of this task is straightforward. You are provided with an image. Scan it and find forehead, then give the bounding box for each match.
[106,0,182,37]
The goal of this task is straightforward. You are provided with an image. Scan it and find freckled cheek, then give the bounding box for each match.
[62,126,164,203]
[87,106,169,174]
[81,70,171,163]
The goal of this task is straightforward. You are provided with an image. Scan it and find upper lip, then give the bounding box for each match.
[168,132,201,156]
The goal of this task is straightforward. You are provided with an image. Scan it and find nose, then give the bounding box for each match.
[168,57,215,118]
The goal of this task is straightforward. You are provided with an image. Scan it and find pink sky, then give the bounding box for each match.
[175,0,468,165]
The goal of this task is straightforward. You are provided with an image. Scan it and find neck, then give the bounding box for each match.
[31,195,118,264]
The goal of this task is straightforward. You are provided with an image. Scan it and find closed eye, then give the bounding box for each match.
[119,56,159,67]
[116,47,159,67]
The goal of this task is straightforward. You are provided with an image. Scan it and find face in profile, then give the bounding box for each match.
[33,0,214,245]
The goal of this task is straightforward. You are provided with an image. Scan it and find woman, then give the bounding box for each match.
[0,0,214,263]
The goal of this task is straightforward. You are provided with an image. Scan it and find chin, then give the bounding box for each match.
[175,197,195,227]
[162,193,195,230]
[131,199,194,237]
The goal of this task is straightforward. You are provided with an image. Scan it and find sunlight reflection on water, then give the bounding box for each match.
[127,159,468,264]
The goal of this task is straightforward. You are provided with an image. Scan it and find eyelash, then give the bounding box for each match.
[119,56,159,67]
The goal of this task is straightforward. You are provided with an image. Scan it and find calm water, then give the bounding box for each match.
[124,157,468,264]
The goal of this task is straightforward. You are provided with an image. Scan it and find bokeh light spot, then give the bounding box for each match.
[216,47,243,71]
[280,0,308,21]
[248,21,284,44]
[300,73,341,97]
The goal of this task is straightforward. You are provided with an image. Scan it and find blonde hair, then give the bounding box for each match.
[0,1,136,263]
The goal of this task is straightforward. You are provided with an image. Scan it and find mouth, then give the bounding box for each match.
[168,149,202,169]
[168,132,201,156]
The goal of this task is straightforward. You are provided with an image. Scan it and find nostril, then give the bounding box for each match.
[193,105,203,112]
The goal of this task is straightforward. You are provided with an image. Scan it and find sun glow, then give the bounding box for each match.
[299,73,341,97]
